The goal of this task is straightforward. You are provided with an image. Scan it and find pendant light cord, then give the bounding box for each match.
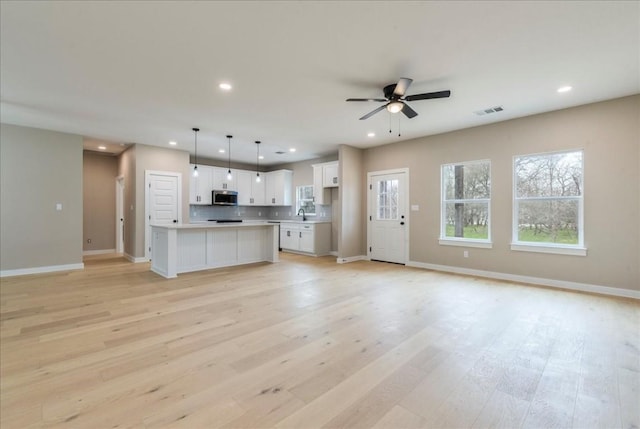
[226,135,233,174]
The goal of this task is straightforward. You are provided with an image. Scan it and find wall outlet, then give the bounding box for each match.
[275,211,278,216]
[288,211,292,216]
[56,203,63,211]
[87,238,92,244]
[463,250,469,258]
[411,204,419,211]
[258,211,262,217]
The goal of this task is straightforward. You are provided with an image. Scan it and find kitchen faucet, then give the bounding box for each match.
[297,208,307,221]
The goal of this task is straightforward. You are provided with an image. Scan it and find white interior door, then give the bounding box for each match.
[368,170,408,264]
[115,177,124,254]
[146,171,181,260]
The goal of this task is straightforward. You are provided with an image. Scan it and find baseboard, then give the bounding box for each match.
[83,249,116,256]
[336,255,367,264]
[407,261,640,300]
[124,253,149,263]
[0,263,85,278]
[329,251,338,257]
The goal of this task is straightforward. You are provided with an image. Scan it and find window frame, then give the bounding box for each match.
[439,159,492,248]
[296,184,316,216]
[511,149,586,256]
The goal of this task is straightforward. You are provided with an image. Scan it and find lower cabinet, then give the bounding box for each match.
[280,222,331,256]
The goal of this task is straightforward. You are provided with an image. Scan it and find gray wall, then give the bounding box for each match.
[362,95,640,291]
[338,145,365,259]
[0,123,83,271]
[83,152,118,252]
[117,145,136,257]
[135,144,190,259]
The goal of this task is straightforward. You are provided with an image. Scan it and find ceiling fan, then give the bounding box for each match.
[346,78,451,120]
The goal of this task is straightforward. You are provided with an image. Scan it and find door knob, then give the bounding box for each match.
[173,219,177,223]
[400,222,405,225]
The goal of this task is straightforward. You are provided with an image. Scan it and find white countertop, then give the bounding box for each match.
[152,221,278,229]
[153,219,331,230]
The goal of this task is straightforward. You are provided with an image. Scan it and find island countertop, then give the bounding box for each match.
[150,222,279,278]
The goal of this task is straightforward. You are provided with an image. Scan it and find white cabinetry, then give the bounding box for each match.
[236,170,266,205]
[212,167,237,191]
[189,164,213,205]
[265,170,292,206]
[279,222,331,256]
[312,164,331,205]
[323,162,339,187]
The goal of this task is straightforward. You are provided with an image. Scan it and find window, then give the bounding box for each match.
[440,160,491,247]
[513,150,585,255]
[296,185,316,216]
[377,179,399,220]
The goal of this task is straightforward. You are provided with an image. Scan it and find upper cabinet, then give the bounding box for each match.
[236,170,266,206]
[212,167,237,191]
[323,161,339,188]
[312,161,338,205]
[189,166,291,206]
[265,170,292,206]
[189,164,214,205]
[313,163,330,205]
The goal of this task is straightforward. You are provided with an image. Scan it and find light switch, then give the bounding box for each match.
[56,203,63,211]
[411,205,419,211]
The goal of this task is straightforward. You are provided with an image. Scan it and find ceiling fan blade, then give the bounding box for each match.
[401,103,418,119]
[405,90,451,101]
[393,78,413,97]
[359,104,388,120]
[346,98,388,102]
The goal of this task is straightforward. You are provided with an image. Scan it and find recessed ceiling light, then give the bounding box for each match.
[367,132,375,137]
[259,155,264,160]
[218,149,225,153]
[98,145,106,150]
[219,83,232,91]
[557,86,572,93]
[289,148,296,153]
[169,141,177,146]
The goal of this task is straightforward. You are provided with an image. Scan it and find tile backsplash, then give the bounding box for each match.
[190,204,332,222]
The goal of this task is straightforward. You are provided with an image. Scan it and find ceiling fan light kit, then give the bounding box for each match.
[346,77,451,120]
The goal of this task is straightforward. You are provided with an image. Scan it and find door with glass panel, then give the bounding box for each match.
[368,170,408,264]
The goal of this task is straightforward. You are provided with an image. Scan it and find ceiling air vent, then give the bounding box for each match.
[275,151,286,155]
[474,106,504,116]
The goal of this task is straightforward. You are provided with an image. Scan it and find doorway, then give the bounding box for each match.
[367,169,409,264]
[145,171,182,260]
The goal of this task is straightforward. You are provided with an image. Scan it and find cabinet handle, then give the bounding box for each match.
[333,177,337,184]
[272,198,275,204]
[299,232,302,238]
[287,231,290,237]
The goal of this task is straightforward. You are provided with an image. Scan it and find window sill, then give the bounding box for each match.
[510,243,587,256]
[439,239,493,249]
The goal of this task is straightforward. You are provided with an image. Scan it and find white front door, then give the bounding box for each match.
[368,170,408,264]
[146,171,181,260]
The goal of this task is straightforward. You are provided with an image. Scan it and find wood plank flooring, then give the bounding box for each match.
[1,253,638,428]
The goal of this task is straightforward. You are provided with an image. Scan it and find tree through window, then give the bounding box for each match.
[513,150,583,247]
[441,160,491,242]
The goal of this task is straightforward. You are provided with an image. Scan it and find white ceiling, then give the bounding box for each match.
[1,1,638,165]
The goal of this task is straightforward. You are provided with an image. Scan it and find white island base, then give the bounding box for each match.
[150,223,279,278]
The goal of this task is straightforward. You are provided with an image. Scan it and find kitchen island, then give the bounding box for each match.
[150,222,279,278]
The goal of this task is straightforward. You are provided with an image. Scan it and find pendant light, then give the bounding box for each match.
[192,127,200,177]
[255,141,261,183]
[226,135,233,180]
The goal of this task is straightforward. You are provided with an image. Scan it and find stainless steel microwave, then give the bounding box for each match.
[212,190,238,206]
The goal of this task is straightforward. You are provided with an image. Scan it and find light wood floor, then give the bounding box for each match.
[1,253,638,429]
